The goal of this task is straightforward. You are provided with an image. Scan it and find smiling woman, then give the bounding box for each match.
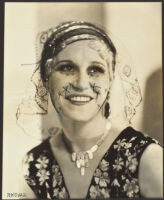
[18,21,162,199]
[48,40,111,122]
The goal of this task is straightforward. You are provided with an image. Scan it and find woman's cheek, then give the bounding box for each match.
[49,73,66,90]
[49,75,73,107]
[49,76,62,103]
[93,77,111,105]
[92,76,110,92]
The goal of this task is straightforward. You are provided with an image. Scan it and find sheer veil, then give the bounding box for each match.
[16,22,142,140]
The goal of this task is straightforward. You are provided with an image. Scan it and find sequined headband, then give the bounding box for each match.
[40,21,117,82]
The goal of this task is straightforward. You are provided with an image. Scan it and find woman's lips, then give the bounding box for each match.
[65,94,93,105]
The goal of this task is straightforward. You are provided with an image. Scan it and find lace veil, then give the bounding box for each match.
[16,21,142,140]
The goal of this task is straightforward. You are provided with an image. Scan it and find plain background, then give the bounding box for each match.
[3,2,162,198]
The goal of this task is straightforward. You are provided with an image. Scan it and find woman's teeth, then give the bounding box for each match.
[70,96,91,102]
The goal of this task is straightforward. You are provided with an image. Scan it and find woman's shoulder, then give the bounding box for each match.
[22,137,52,165]
[121,127,163,198]
[22,137,55,188]
[120,126,160,147]
[138,141,163,197]
[111,126,162,198]
[113,126,161,165]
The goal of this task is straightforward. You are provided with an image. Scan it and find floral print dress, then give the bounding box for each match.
[23,127,160,199]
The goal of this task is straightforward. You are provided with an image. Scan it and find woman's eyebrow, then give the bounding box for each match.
[55,60,74,65]
[89,61,105,67]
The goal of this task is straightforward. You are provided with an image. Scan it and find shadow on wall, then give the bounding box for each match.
[142,68,163,146]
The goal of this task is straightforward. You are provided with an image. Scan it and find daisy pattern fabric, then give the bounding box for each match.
[22,127,160,199]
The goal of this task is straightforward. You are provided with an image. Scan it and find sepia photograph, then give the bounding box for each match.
[3,2,163,199]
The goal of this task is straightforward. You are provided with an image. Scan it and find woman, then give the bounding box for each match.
[21,21,163,199]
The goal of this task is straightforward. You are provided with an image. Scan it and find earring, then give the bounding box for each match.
[104,102,110,119]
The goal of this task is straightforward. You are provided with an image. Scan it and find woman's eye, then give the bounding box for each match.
[56,64,76,73]
[88,66,105,76]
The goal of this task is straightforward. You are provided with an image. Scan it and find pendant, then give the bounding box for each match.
[70,121,111,176]
[81,167,85,176]
[71,150,94,176]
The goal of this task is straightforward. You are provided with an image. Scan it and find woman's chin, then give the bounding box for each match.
[61,108,98,122]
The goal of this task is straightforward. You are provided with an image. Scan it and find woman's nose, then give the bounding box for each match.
[71,71,89,91]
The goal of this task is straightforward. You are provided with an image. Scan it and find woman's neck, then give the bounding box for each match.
[59,113,108,152]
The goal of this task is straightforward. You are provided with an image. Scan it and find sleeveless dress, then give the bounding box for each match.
[22,127,160,199]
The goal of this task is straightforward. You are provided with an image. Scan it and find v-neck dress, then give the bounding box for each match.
[22,127,160,199]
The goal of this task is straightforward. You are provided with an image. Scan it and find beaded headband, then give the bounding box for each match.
[39,21,116,83]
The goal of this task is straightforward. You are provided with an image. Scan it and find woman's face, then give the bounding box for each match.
[48,40,113,122]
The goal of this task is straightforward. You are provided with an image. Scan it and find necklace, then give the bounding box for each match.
[63,121,111,176]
